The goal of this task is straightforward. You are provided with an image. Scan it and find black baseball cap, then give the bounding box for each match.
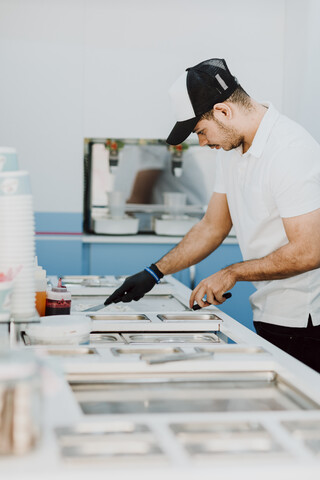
[166,58,239,145]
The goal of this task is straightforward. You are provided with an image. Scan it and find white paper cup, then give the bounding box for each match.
[0,280,13,321]
[107,191,126,219]
[0,147,18,172]
[163,192,187,218]
[0,198,33,207]
[0,171,31,196]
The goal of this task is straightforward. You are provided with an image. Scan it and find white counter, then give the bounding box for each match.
[82,233,239,245]
[1,276,320,479]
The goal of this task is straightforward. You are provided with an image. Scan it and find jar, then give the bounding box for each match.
[45,278,71,316]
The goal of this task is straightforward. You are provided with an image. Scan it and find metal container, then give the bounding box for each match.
[121,333,220,344]
[111,347,183,357]
[72,293,189,313]
[158,313,222,323]
[39,347,98,357]
[89,333,124,344]
[89,314,150,323]
[55,422,166,464]
[68,371,319,416]
[282,420,320,455]
[171,420,282,458]
[195,346,269,355]
[171,420,265,436]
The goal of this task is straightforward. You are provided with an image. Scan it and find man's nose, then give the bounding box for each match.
[198,136,208,147]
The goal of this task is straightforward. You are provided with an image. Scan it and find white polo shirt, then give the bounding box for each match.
[214,103,320,327]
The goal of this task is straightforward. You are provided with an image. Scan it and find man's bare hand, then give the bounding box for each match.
[189,268,236,308]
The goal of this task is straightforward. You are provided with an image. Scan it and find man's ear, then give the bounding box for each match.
[213,103,232,120]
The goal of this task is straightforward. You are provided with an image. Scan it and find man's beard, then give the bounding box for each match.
[209,119,244,151]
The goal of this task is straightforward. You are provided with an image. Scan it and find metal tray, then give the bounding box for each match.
[282,420,320,433]
[89,314,150,322]
[59,440,165,463]
[72,294,189,313]
[55,421,165,464]
[158,313,222,322]
[195,346,269,355]
[121,333,220,344]
[56,422,151,439]
[61,275,101,284]
[171,421,265,435]
[136,294,189,311]
[90,333,124,344]
[182,435,281,457]
[69,371,319,415]
[111,347,183,357]
[41,347,98,357]
[282,420,320,455]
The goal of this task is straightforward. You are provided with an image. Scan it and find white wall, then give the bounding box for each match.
[0,0,317,214]
[0,0,84,212]
[283,0,320,141]
[83,0,285,138]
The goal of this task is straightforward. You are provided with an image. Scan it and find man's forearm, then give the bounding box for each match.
[155,218,228,275]
[228,241,320,283]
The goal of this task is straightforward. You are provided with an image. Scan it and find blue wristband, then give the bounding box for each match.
[144,267,160,284]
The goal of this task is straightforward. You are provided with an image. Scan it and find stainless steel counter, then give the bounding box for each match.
[1,275,320,479]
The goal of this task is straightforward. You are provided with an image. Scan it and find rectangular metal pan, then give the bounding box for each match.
[69,371,319,415]
[182,436,281,456]
[72,294,189,313]
[88,314,150,322]
[171,421,286,459]
[55,421,166,464]
[282,420,320,455]
[158,313,222,322]
[56,422,150,436]
[195,346,269,355]
[170,421,265,435]
[41,347,98,357]
[143,351,214,364]
[111,347,182,357]
[121,333,220,344]
[89,333,125,344]
[58,441,165,463]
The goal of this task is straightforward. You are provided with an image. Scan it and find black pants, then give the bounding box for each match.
[254,315,320,373]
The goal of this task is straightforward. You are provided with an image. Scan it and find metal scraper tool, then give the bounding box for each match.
[82,303,107,312]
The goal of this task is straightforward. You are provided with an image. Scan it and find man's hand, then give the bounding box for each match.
[189,268,236,309]
[104,264,163,306]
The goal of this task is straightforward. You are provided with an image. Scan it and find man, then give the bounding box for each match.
[105,58,320,372]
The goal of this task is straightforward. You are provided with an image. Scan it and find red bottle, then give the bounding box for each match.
[45,278,71,316]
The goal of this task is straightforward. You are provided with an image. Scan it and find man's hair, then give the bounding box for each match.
[201,85,252,120]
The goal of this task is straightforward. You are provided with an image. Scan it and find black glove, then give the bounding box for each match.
[104,264,164,305]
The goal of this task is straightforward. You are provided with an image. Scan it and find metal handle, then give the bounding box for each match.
[192,292,232,310]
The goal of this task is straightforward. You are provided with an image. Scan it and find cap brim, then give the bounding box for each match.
[166,116,200,145]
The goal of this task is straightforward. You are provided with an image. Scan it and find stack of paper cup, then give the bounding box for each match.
[0,147,19,172]
[0,171,36,320]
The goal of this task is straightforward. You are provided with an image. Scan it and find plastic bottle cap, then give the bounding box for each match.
[52,286,67,292]
[34,256,47,290]
[35,267,46,280]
